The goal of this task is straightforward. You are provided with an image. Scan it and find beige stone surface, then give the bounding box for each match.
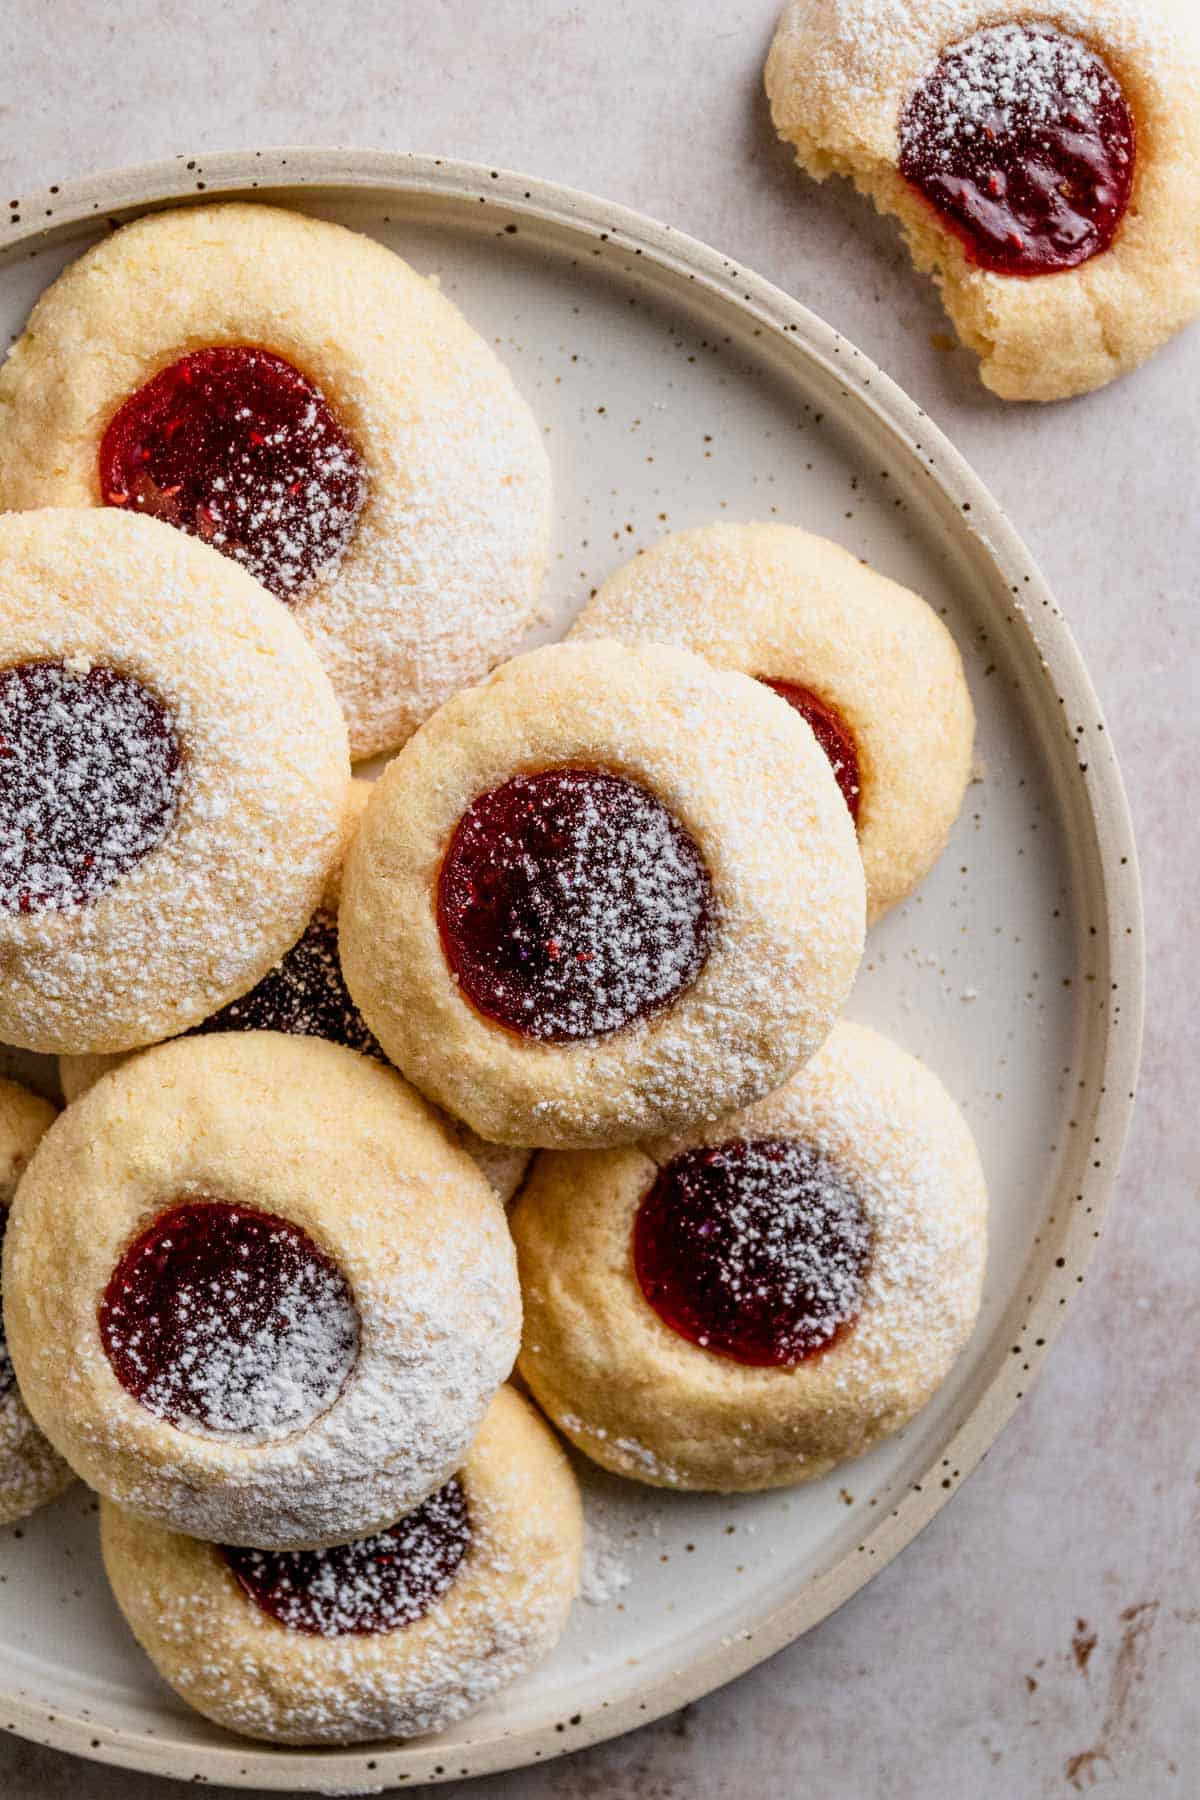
[0,2,1195,1795]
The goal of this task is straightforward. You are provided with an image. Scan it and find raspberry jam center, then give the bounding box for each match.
[633,1137,872,1367]
[437,766,714,1043]
[0,659,181,915]
[99,346,363,601]
[761,679,861,822]
[99,1201,359,1438]
[222,1477,471,1637]
[192,911,383,1059]
[899,24,1134,276]
[0,1212,14,1401]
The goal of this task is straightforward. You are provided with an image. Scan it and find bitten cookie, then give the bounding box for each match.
[59,780,531,1206]
[0,1079,73,1526]
[0,202,552,757]
[340,641,865,1149]
[513,1021,987,1490]
[0,508,348,1056]
[571,522,975,921]
[4,1033,520,1548]
[100,1386,581,1745]
[765,0,1200,399]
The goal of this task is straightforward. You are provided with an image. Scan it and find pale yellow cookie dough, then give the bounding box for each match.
[340,640,866,1150]
[513,1021,988,1490]
[571,522,974,921]
[0,508,349,1056]
[60,1045,530,1208]
[0,1079,52,1206]
[765,0,1200,400]
[322,776,376,916]
[0,202,552,758]
[5,1033,520,1548]
[0,1078,73,1526]
[100,1385,581,1746]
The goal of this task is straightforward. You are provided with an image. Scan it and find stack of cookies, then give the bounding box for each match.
[0,200,985,1746]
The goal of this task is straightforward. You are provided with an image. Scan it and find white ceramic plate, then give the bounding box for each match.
[0,151,1143,1791]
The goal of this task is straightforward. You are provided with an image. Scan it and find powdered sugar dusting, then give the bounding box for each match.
[222,1478,470,1636]
[135,1508,572,1743]
[518,1023,987,1489]
[0,509,349,1057]
[0,205,552,761]
[299,362,552,759]
[192,911,381,1058]
[101,346,364,604]
[746,1026,988,1399]
[907,23,1116,158]
[633,1138,872,1365]
[10,1033,523,1549]
[101,1386,580,1743]
[345,641,865,1149]
[98,1200,359,1441]
[896,19,1136,273]
[437,767,713,1043]
[557,1411,688,1489]
[767,0,1175,152]
[0,660,181,914]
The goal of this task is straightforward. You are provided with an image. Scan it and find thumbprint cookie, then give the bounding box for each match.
[4,1033,520,1548]
[513,1021,987,1490]
[0,202,552,757]
[59,779,531,1205]
[766,1,1200,399]
[0,508,348,1057]
[100,1386,582,1745]
[571,522,975,921]
[339,641,866,1150]
[0,1079,73,1525]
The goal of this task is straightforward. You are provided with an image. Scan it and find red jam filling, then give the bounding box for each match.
[0,659,181,915]
[436,766,713,1043]
[98,1200,358,1437]
[760,679,861,822]
[192,911,383,1060]
[632,1137,872,1367]
[898,23,1135,276]
[0,1211,13,1401]
[221,1478,471,1637]
[99,347,363,601]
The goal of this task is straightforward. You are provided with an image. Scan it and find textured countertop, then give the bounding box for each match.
[0,3,1196,1797]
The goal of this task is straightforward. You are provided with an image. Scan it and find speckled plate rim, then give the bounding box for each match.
[0,147,1144,1791]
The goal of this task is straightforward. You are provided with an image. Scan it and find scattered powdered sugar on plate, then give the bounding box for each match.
[580,1523,633,1606]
